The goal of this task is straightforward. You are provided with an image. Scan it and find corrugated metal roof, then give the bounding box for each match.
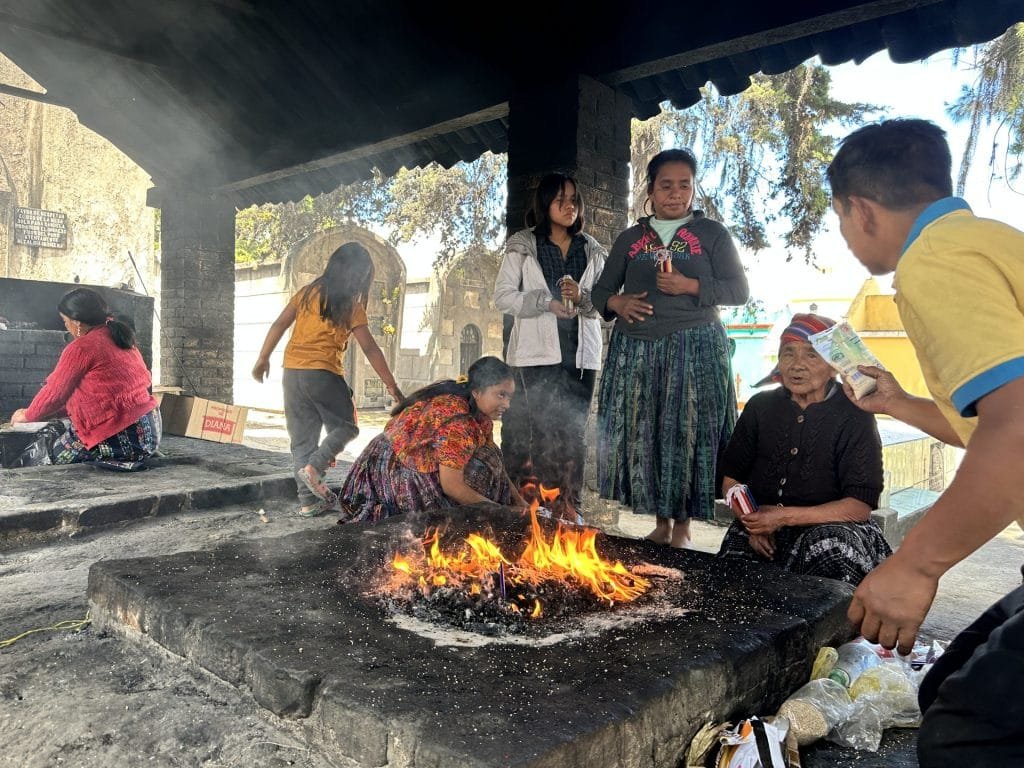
[0,0,1021,207]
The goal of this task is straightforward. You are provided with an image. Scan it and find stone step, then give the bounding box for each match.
[0,435,305,550]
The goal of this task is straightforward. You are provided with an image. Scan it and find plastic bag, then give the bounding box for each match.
[826,660,926,751]
[0,420,65,468]
[810,646,838,680]
[827,641,883,688]
[716,717,796,768]
[777,678,852,746]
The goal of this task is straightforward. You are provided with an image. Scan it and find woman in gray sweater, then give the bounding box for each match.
[591,149,748,547]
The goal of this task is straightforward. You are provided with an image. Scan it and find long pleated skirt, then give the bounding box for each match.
[597,322,736,520]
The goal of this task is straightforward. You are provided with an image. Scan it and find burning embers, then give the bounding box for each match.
[380,504,652,636]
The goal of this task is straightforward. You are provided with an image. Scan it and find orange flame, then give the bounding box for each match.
[387,505,650,617]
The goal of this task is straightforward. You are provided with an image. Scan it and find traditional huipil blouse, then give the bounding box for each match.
[386,394,494,473]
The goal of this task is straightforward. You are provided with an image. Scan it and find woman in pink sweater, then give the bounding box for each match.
[11,288,160,467]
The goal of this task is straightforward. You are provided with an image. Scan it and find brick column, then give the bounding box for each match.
[506,74,631,245]
[159,189,235,403]
[506,75,633,530]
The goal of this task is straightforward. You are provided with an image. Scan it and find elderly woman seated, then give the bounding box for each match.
[716,314,891,585]
[339,356,525,522]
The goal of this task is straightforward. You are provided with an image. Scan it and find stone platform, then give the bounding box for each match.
[0,435,310,548]
[88,506,854,768]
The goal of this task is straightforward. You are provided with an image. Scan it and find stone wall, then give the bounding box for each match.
[0,55,158,296]
[234,261,288,412]
[159,191,234,403]
[432,266,504,380]
[0,329,64,419]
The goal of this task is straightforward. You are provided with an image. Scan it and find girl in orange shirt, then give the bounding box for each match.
[253,242,403,516]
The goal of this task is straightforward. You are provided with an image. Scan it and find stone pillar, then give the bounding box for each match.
[506,74,632,245]
[159,189,236,403]
[506,74,633,530]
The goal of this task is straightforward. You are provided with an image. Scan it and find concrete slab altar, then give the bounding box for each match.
[88,507,854,768]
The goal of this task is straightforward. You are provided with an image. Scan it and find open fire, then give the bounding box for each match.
[380,498,652,633]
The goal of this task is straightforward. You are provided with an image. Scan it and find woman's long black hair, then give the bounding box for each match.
[391,356,513,417]
[302,241,375,327]
[58,288,136,350]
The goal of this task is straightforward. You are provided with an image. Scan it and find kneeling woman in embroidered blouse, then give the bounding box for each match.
[11,287,160,467]
[716,314,891,585]
[339,356,524,522]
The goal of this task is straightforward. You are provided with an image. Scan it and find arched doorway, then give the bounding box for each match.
[460,324,482,375]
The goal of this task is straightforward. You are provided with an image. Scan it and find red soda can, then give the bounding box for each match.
[726,483,759,516]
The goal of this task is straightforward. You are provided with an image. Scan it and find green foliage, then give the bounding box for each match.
[234,156,505,269]
[631,63,879,264]
[384,154,506,270]
[234,207,279,265]
[948,23,1024,195]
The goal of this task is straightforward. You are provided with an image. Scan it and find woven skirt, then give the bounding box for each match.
[597,322,736,520]
[717,519,893,585]
[52,408,162,469]
[338,433,514,523]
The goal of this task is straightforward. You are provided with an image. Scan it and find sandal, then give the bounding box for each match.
[299,498,332,517]
[297,466,338,505]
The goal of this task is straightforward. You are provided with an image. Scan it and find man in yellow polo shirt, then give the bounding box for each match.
[827,118,1024,767]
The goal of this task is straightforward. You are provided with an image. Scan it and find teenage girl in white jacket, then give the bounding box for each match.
[493,173,607,516]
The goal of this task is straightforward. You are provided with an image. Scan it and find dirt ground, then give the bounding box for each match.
[0,501,355,768]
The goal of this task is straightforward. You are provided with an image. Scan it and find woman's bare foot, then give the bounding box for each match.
[670,518,693,549]
[645,518,672,545]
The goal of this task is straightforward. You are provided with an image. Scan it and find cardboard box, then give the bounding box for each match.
[157,393,248,444]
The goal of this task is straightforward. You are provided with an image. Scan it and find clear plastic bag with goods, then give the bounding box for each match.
[823,639,932,752]
[826,640,882,688]
[776,677,852,746]
[827,658,926,751]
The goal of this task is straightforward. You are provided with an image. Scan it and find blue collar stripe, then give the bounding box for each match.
[901,197,971,255]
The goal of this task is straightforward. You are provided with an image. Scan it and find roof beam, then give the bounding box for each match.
[602,0,945,84]
[216,103,511,195]
[0,82,65,107]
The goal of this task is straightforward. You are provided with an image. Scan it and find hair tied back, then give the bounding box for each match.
[455,374,469,385]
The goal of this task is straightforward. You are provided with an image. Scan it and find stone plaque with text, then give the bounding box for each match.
[14,207,68,249]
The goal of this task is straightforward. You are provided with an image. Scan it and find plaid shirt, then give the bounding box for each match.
[535,233,587,367]
[535,232,587,296]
